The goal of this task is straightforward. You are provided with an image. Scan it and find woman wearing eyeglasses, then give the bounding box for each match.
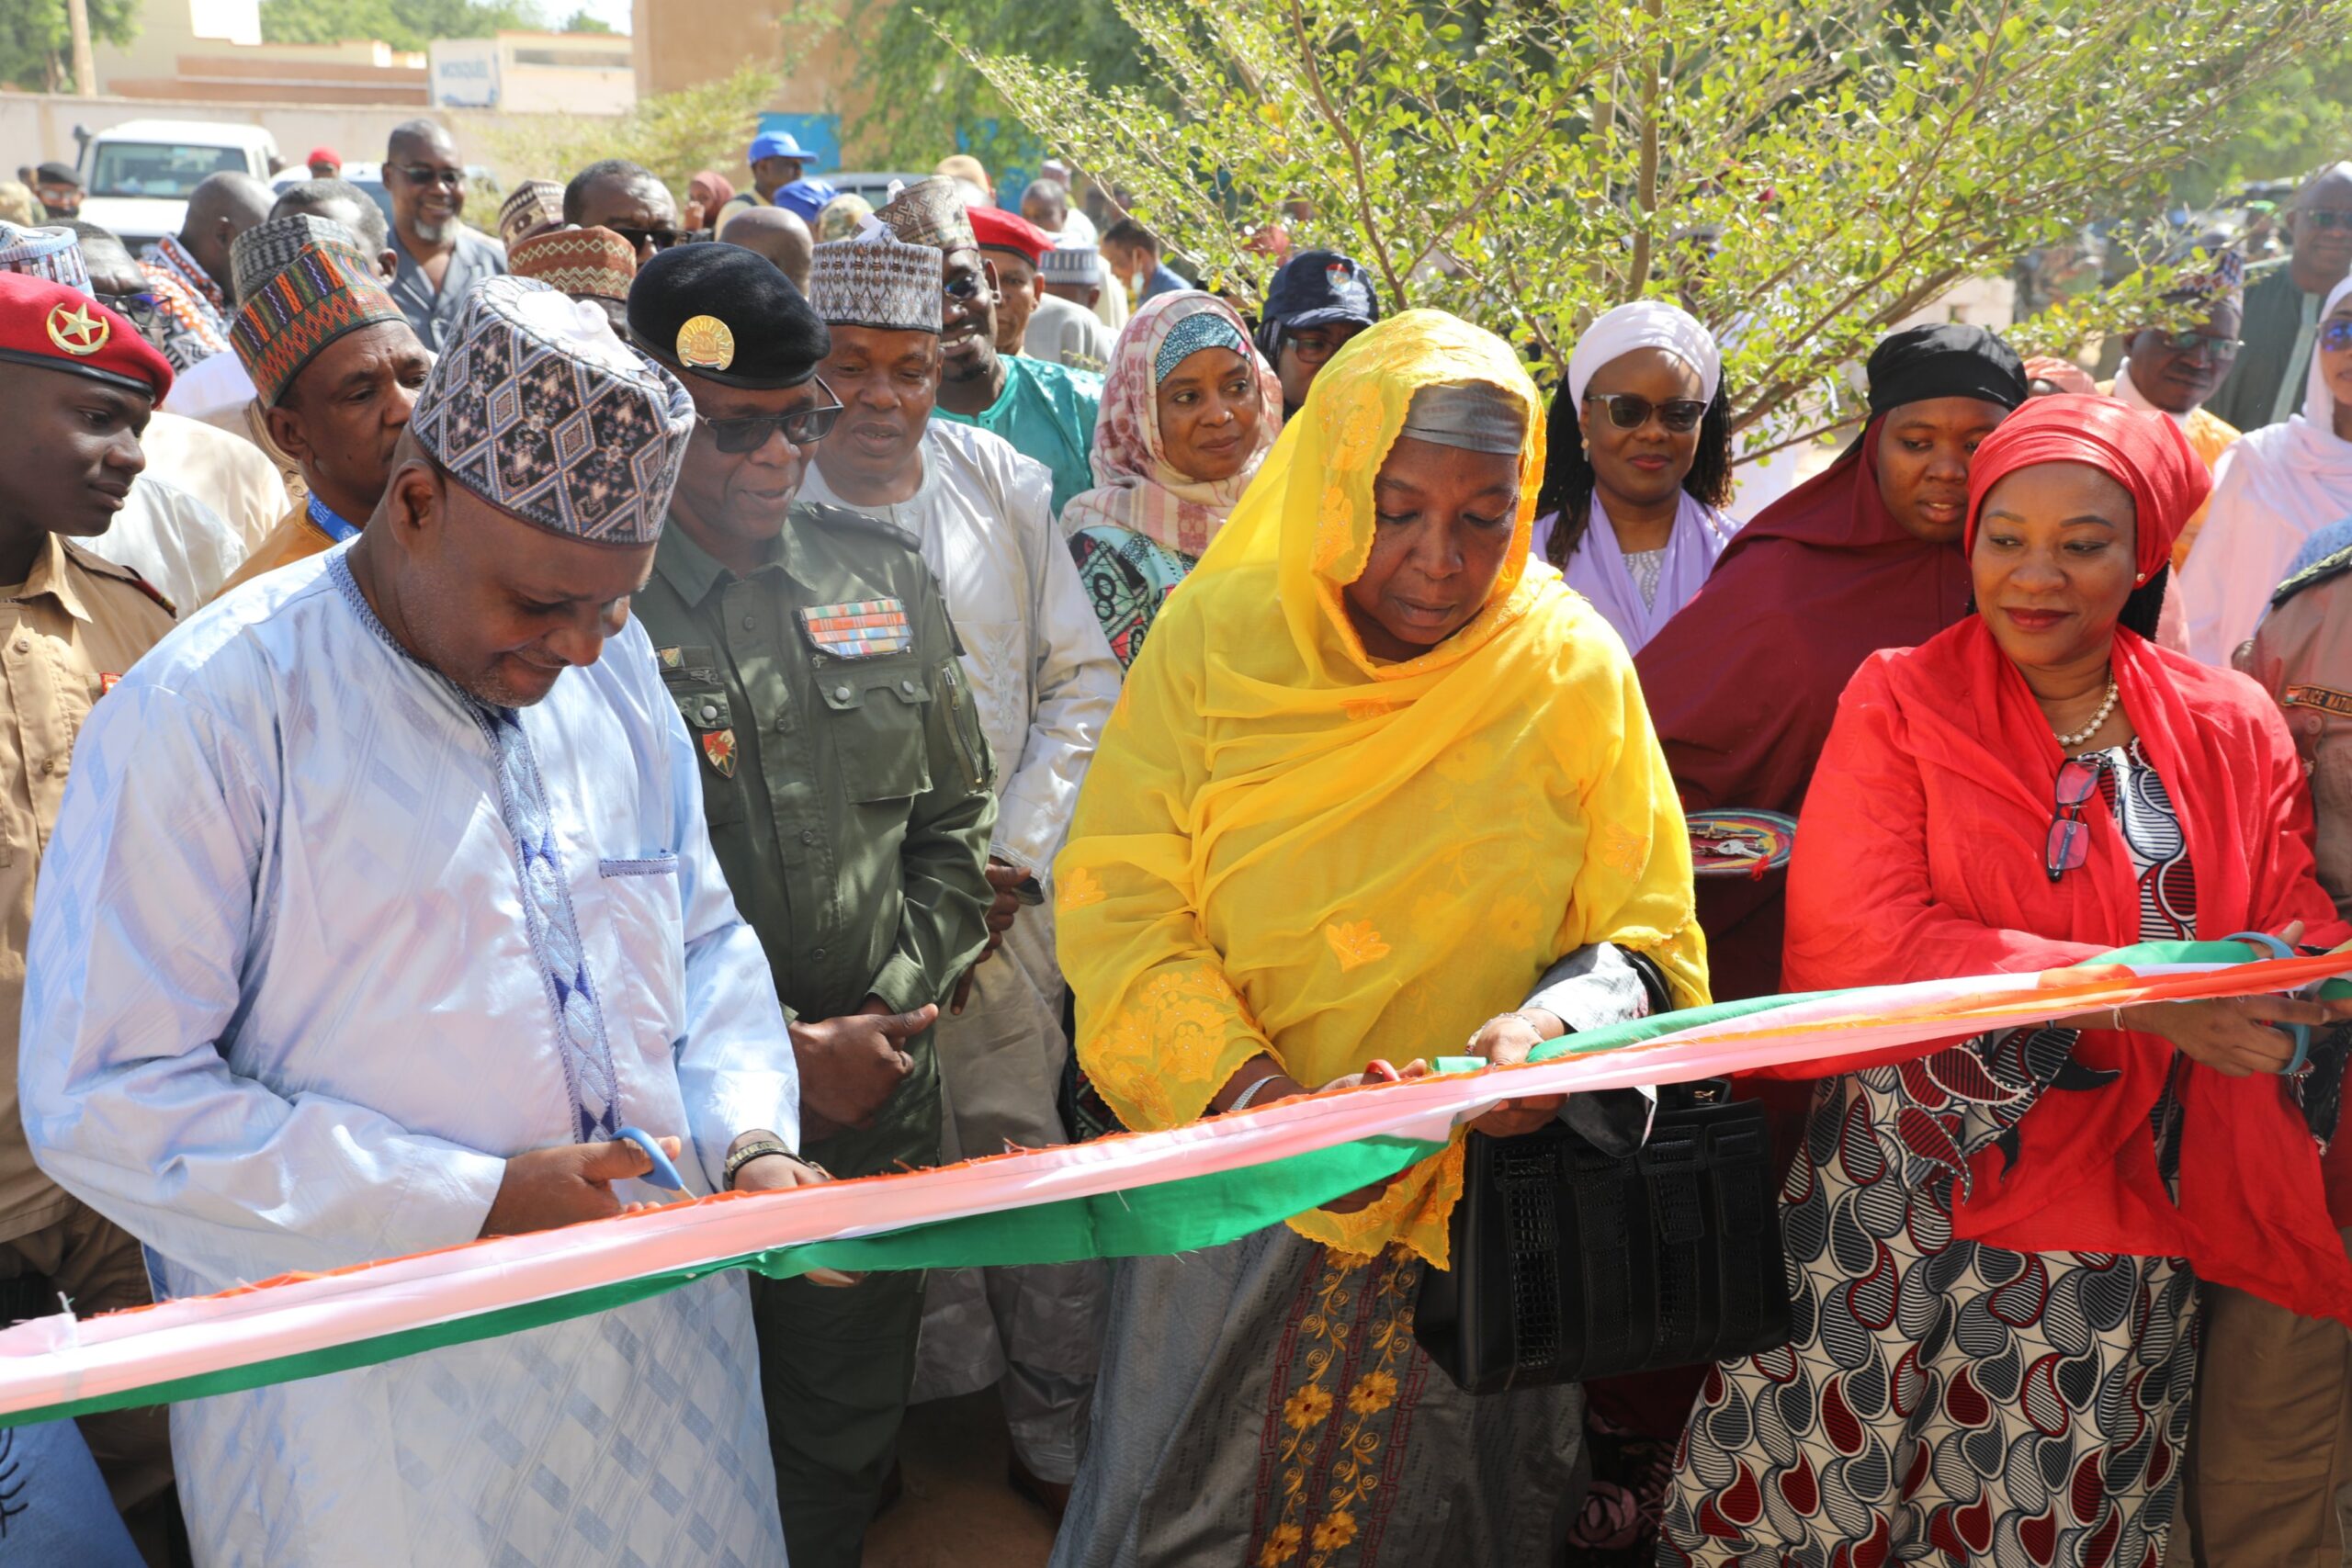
[1660,393,2352,1567]
[2176,275,2352,666]
[1061,290,1283,670]
[1533,301,1738,654]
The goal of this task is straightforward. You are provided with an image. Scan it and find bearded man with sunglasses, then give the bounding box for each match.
[382,118,506,353]
[628,242,1001,1568]
[2210,161,2352,432]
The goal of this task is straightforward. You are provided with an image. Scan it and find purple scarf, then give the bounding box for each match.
[1537,491,1739,652]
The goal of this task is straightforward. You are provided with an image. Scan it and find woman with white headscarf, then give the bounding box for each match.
[1533,300,1740,652]
[2176,274,2352,665]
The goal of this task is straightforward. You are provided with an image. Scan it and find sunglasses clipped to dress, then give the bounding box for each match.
[2044,757,2105,882]
[1582,390,1709,433]
[698,380,844,454]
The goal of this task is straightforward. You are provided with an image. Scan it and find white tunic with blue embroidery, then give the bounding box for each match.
[21,547,797,1565]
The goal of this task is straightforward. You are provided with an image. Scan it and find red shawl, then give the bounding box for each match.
[1781,618,2352,1322]
[1634,423,1973,998]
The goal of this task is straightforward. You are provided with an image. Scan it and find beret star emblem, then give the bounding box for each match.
[46,300,109,355]
[675,314,736,372]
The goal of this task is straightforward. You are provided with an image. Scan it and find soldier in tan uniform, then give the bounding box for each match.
[2199,538,2352,1565]
[0,271,180,1543]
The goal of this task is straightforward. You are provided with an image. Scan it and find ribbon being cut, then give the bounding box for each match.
[1,941,2344,1428]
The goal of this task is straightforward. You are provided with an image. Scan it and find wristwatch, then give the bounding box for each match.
[724,1139,795,1189]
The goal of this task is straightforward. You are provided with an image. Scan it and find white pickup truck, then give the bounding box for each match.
[75,119,281,251]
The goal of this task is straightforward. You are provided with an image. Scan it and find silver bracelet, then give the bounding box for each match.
[1227,1071,1283,1113]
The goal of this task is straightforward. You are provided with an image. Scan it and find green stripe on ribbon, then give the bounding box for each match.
[4,1134,1442,1428]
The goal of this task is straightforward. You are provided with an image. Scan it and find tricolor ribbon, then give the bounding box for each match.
[1,941,2341,1427]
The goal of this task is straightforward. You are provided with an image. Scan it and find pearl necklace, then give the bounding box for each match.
[2052,679,2120,750]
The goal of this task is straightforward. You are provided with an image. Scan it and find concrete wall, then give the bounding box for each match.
[0,91,558,187]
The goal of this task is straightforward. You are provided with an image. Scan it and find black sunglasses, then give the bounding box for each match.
[96,289,159,328]
[390,164,466,189]
[1583,391,1709,433]
[2301,209,2352,231]
[699,381,845,454]
[2324,320,2352,354]
[609,224,684,252]
[943,273,985,301]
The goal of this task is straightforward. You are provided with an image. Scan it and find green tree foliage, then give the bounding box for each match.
[0,0,139,91]
[560,8,614,31]
[258,0,546,53]
[2173,39,2352,206]
[956,0,2332,457]
[849,0,1158,170]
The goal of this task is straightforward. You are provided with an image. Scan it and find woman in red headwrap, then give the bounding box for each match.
[1660,395,2352,1568]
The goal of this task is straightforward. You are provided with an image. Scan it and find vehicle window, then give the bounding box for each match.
[88,142,246,198]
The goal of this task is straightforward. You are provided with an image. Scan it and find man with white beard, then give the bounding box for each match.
[382,118,506,353]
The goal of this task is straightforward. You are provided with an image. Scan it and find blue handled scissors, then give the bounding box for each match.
[615,1126,692,1193]
[2225,931,2313,1074]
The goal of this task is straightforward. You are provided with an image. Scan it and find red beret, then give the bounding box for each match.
[0,273,173,400]
[967,204,1052,265]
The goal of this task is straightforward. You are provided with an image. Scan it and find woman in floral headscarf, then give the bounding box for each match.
[1049,310,1706,1566]
[1061,289,1283,669]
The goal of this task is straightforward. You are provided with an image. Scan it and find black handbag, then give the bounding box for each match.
[1414,1078,1792,1393]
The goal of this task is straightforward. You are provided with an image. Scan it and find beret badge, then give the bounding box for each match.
[46,300,108,355]
[675,313,736,372]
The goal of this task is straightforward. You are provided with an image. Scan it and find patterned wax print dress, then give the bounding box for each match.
[1660,740,2201,1568]
[1069,524,1194,671]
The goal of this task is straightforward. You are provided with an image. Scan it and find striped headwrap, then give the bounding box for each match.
[230,239,408,407]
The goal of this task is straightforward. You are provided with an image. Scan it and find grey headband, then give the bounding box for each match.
[1398,380,1524,455]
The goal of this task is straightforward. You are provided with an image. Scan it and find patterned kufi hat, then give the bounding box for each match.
[231,238,408,407]
[1038,243,1102,288]
[0,221,89,296]
[510,225,637,304]
[232,213,360,299]
[873,176,976,254]
[411,276,692,546]
[808,236,943,333]
[2163,243,2248,306]
[499,179,567,248]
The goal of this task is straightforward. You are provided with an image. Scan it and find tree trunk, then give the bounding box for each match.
[67,0,96,97]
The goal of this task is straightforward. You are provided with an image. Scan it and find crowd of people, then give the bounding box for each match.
[0,111,2347,1568]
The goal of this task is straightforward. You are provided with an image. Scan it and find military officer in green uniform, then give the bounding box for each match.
[625,243,999,1567]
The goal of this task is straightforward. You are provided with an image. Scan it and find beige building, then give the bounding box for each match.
[94,1,430,105]
[429,31,635,117]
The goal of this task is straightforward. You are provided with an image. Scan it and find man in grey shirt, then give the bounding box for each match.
[381,118,505,352]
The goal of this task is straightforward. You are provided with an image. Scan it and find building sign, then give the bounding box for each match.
[430,41,501,109]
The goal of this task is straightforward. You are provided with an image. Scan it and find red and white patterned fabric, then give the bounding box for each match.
[137,233,231,371]
[1662,744,2200,1568]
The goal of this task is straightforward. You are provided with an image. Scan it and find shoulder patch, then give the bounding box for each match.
[797,501,923,557]
[59,539,178,617]
[2270,541,2352,609]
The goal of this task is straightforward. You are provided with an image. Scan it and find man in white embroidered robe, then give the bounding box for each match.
[20,277,814,1564]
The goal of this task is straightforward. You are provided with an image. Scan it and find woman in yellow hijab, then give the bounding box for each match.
[1051,310,1707,1565]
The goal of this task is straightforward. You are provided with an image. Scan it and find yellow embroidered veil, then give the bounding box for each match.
[1055,310,1707,1263]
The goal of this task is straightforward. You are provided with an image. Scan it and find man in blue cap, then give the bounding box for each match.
[719,129,821,227]
[1254,247,1382,417]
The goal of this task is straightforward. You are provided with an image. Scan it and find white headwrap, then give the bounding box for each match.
[2176,273,2352,662]
[1566,299,1723,405]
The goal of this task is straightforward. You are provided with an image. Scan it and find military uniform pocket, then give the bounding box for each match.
[664,679,747,825]
[818,660,933,803]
